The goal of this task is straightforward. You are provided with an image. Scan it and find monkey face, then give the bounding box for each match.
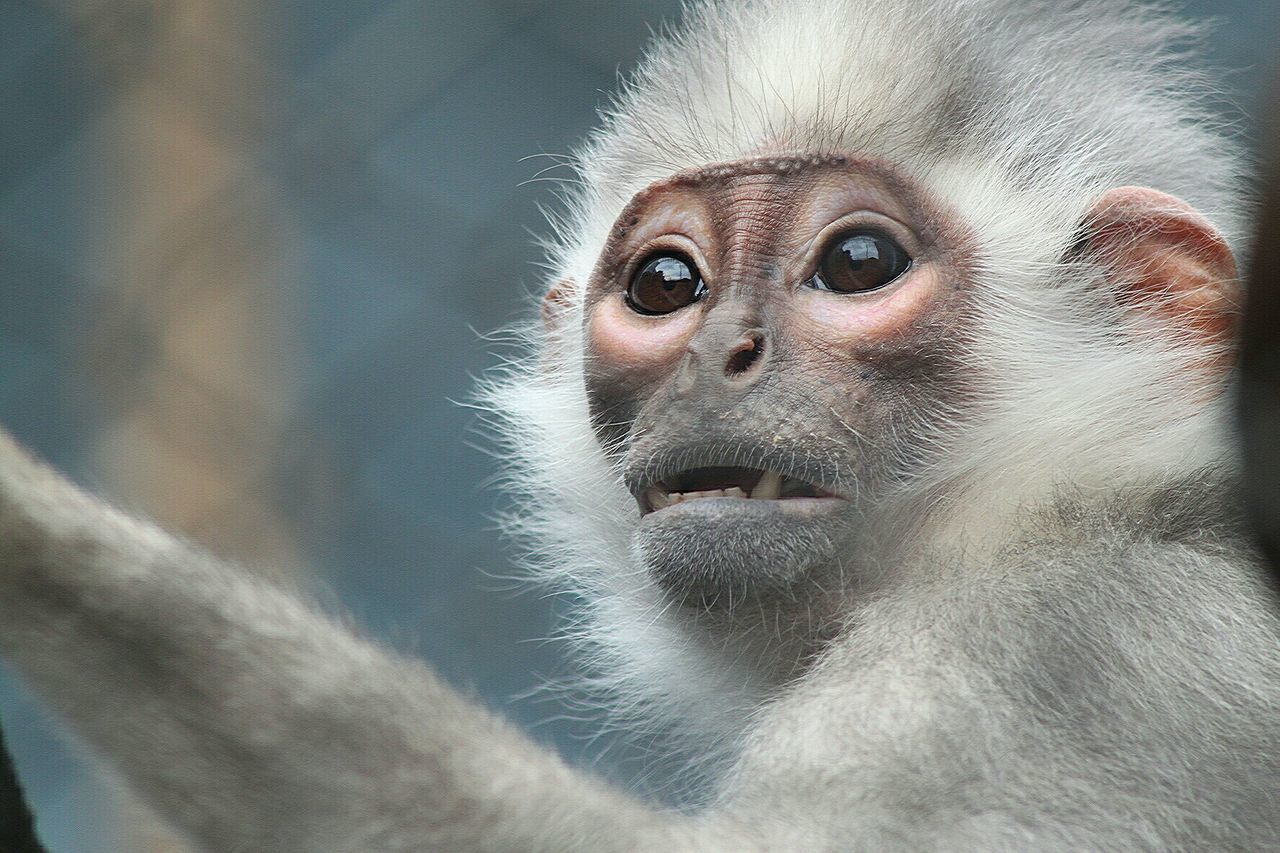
[581,155,975,605]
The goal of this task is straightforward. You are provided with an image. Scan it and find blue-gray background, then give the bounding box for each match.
[0,1,1275,848]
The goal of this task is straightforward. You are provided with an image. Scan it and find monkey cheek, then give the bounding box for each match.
[587,298,697,374]
[633,501,848,604]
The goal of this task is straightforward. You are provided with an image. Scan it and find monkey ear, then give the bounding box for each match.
[541,279,577,332]
[1076,186,1239,348]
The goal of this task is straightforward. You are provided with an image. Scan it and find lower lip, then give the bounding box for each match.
[640,495,846,517]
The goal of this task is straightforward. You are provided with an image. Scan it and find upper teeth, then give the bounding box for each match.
[644,471,787,510]
[753,470,782,500]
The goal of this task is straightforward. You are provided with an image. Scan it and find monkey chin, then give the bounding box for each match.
[635,497,849,606]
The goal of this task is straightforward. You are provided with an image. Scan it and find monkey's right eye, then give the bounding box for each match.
[626,255,707,315]
[808,230,911,294]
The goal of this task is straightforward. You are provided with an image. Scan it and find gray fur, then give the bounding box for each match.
[0,431,702,851]
[2,0,1278,850]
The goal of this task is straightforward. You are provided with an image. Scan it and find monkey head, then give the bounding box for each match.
[578,155,972,603]
[536,160,1236,615]
[557,143,1237,608]
[482,0,1245,763]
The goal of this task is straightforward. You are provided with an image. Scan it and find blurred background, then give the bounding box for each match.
[0,0,1274,849]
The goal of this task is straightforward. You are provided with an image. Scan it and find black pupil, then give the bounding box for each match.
[817,232,908,293]
[627,255,702,315]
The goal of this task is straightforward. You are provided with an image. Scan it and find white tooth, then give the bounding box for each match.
[646,488,671,510]
[753,471,782,500]
[724,486,746,499]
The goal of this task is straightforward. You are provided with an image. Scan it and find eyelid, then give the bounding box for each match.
[622,234,709,288]
[799,212,920,284]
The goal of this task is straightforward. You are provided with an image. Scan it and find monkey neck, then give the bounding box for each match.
[879,393,1241,565]
[866,471,1243,594]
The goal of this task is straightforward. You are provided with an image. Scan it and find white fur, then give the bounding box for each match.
[0,1,1274,849]
[483,0,1251,785]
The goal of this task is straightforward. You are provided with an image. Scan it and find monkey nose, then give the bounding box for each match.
[722,330,768,382]
[674,325,770,395]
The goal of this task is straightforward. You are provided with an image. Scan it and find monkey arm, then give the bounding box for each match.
[9,421,1264,852]
[0,432,707,852]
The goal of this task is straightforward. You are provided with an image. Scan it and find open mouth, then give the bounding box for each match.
[640,466,836,514]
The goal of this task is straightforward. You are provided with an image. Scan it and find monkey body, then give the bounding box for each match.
[713,478,1280,849]
[1,437,1275,850]
[2,0,1278,850]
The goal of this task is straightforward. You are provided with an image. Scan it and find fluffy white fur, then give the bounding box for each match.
[486,0,1251,783]
[0,0,1275,850]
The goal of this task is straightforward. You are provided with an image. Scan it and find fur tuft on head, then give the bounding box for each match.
[479,0,1248,788]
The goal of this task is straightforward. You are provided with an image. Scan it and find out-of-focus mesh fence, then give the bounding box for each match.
[0,1,1274,849]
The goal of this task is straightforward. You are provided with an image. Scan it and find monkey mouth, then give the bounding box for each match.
[639,466,837,515]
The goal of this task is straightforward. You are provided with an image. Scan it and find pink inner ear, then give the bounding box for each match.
[1082,186,1239,346]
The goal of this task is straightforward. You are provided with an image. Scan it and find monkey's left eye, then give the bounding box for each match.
[807,230,911,294]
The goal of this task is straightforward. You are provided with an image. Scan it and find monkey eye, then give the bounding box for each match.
[807,230,911,294]
[626,254,707,315]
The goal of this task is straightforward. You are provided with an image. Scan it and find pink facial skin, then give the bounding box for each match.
[582,155,974,408]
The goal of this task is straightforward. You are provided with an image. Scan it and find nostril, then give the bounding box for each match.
[724,333,766,377]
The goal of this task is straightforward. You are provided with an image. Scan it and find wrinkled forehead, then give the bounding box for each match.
[591,154,962,264]
[565,149,1080,297]
[630,152,933,200]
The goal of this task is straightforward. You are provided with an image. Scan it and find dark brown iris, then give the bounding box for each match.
[626,254,706,315]
[810,230,910,293]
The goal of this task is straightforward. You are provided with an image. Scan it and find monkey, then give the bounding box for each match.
[1,0,1279,849]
